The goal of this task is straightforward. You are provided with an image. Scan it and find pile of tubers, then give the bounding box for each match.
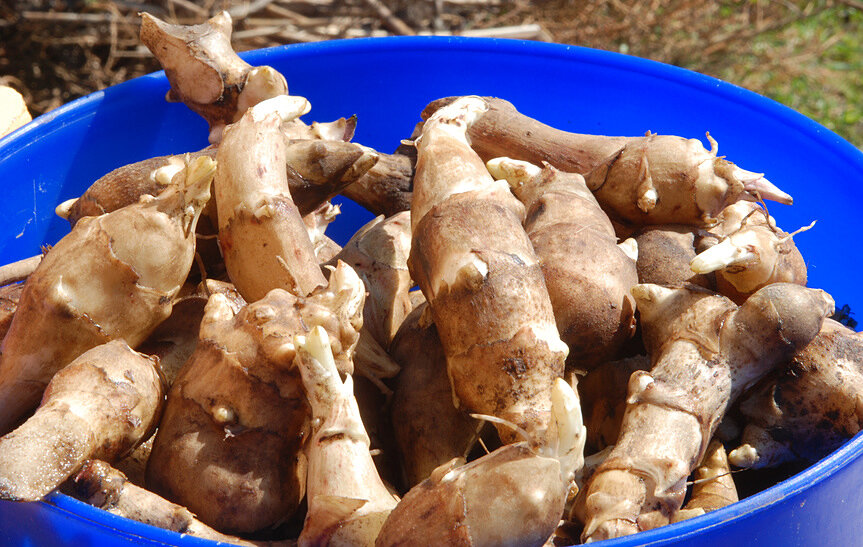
[1,11,860,547]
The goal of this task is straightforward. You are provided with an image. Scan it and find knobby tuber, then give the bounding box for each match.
[729,319,863,469]
[146,261,365,534]
[294,326,399,547]
[376,378,585,547]
[422,96,792,229]
[487,158,638,370]
[0,340,164,501]
[579,283,833,541]
[140,11,288,143]
[409,96,568,444]
[215,95,327,301]
[0,155,214,435]
[691,201,808,301]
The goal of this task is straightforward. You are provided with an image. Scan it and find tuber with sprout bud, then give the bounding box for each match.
[146,261,365,534]
[140,11,289,143]
[728,318,863,470]
[579,282,834,542]
[0,154,214,435]
[690,201,809,302]
[293,326,399,547]
[408,96,569,444]
[59,138,376,229]
[422,96,792,230]
[0,340,164,501]
[376,377,586,547]
[486,157,639,370]
[214,94,328,301]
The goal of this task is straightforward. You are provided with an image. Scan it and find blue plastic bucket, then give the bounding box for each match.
[1,37,861,546]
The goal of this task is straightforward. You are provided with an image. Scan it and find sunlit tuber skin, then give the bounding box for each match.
[690,201,807,301]
[342,150,415,217]
[0,155,214,435]
[140,11,288,143]
[0,340,164,501]
[728,318,863,470]
[580,282,834,542]
[409,96,568,445]
[327,211,413,349]
[487,157,638,370]
[390,303,480,488]
[146,262,365,534]
[579,355,651,453]
[294,326,399,547]
[73,460,290,547]
[634,225,715,289]
[672,439,738,522]
[422,96,791,228]
[215,95,328,301]
[376,378,585,547]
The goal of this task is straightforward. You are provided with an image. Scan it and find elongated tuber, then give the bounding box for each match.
[409,96,568,444]
[487,157,638,369]
[0,340,164,501]
[215,95,327,301]
[580,282,833,541]
[74,460,289,547]
[294,326,399,547]
[422,96,791,228]
[0,155,214,434]
[390,303,480,488]
[672,439,738,522]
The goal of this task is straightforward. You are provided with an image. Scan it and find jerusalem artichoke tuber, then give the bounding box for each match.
[0,340,164,501]
[294,326,399,547]
[146,261,365,534]
[423,96,792,228]
[376,378,585,547]
[409,96,568,444]
[214,95,327,301]
[580,282,833,541]
[487,157,638,369]
[729,318,863,469]
[0,155,214,434]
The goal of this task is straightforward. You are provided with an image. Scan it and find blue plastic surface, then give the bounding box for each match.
[1,37,862,546]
